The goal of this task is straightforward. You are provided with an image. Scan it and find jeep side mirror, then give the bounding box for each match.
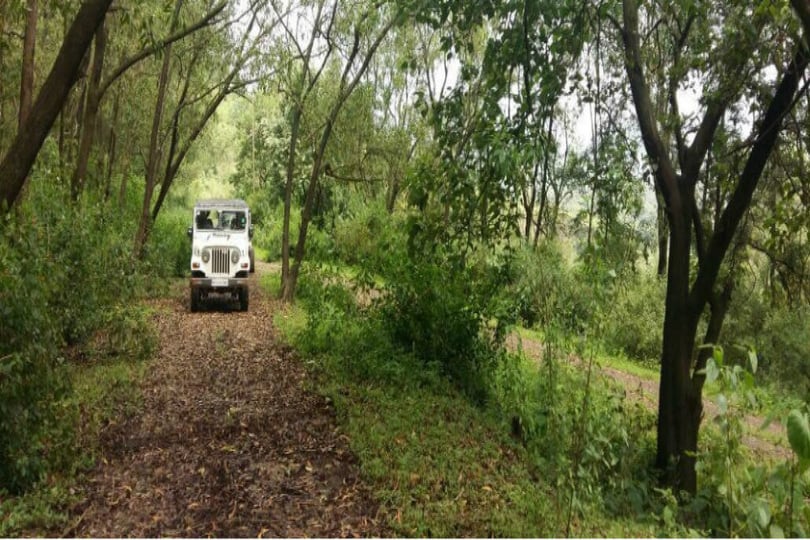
[249,224,254,239]
[187,227,193,239]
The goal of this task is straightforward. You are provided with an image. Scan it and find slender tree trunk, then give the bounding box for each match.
[655,181,668,276]
[71,22,107,199]
[286,116,334,301]
[0,0,112,211]
[118,155,129,207]
[134,0,183,259]
[533,114,554,245]
[18,0,37,129]
[280,104,303,301]
[103,88,120,201]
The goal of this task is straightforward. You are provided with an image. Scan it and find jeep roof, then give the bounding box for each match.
[194,198,249,210]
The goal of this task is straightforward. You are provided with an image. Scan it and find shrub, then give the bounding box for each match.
[332,201,406,276]
[379,247,515,403]
[756,306,810,396]
[256,203,334,262]
[602,274,665,363]
[505,242,592,333]
[0,178,152,493]
[145,206,190,278]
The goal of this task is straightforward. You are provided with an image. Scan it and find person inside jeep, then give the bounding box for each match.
[197,210,213,229]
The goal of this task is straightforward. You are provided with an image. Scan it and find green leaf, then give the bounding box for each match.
[786,409,810,461]
[747,350,758,374]
[717,393,728,415]
[712,346,724,367]
[769,524,785,538]
[749,499,770,531]
[705,358,719,384]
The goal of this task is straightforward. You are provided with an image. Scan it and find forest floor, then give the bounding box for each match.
[64,262,387,537]
[507,334,790,460]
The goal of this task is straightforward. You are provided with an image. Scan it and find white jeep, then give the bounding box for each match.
[188,199,255,312]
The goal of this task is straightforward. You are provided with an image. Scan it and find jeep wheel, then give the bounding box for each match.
[190,288,201,312]
[249,247,255,273]
[239,288,249,312]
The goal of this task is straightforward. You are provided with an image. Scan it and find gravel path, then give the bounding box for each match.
[66,263,386,537]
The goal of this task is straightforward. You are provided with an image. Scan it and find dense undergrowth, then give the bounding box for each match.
[0,171,187,531]
[257,196,810,537]
[265,271,669,536]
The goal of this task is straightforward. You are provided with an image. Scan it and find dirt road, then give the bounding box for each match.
[67,264,386,537]
[508,334,790,460]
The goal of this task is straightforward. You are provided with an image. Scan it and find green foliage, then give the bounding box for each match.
[0,355,146,536]
[264,269,661,537]
[602,273,666,363]
[380,246,515,403]
[253,202,334,263]
[144,205,190,278]
[757,306,810,396]
[0,177,157,494]
[505,242,591,332]
[787,410,810,466]
[332,200,407,276]
[687,348,809,537]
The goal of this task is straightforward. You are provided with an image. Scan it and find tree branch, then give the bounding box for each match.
[689,41,810,314]
[98,1,227,99]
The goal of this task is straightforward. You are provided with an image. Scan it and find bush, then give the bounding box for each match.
[505,242,592,333]
[145,206,190,278]
[332,200,407,276]
[602,274,665,363]
[0,178,152,493]
[757,306,810,396]
[379,248,515,403]
[255,203,334,262]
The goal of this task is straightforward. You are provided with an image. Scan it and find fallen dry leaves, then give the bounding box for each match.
[65,266,387,537]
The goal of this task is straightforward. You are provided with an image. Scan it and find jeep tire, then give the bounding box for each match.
[239,287,249,312]
[249,247,255,273]
[190,287,202,312]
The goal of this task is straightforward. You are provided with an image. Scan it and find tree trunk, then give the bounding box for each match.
[18,0,37,129]
[655,181,668,276]
[134,0,182,258]
[71,22,107,199]
[533,115,553,246]
[286,117,334,301]
[655,187,700,494]
[0,0,112,211]
[103,88,120,201]
[280,104,303,301]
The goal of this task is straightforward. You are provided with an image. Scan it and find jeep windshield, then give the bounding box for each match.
[195,209,247,231]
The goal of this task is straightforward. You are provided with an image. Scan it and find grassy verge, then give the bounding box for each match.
[263,271,661,537]
[0,317,153,536]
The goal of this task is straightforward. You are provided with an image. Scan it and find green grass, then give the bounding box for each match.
[516,326,660,381]
[254,245,270,263]
[262,278,660,537]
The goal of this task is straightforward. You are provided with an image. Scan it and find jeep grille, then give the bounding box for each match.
[211,247,230,275]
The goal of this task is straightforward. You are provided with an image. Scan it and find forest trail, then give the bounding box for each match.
[508,335,791,461]
[66,263,386,537]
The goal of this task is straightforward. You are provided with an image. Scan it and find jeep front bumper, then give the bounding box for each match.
[190,277,248,292]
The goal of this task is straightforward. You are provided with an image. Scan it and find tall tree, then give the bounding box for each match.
[282,3,399,301]
[616,0,810,494]
[134,0,184,259]
[18,0,37,129]
[0,0,113,211]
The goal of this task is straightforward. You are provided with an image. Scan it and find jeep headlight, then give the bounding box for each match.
[231,249,240,264]
[202,249,210,263]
